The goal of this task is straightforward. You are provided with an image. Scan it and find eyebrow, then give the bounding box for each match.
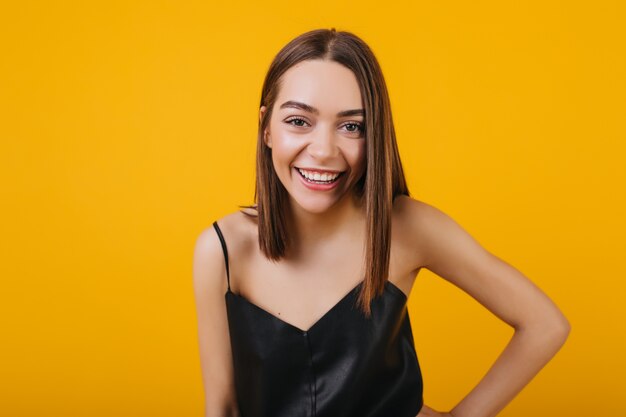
[279,100,364,118]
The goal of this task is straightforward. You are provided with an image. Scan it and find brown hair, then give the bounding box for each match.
[240,28,410,318]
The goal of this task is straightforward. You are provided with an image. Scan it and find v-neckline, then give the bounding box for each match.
[225,280,407,334]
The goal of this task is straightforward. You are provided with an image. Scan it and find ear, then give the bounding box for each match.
[259,105,272,148]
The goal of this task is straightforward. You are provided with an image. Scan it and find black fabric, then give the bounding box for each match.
[212,220,424,417]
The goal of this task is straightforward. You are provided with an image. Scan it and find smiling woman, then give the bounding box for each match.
[193,27,570,417]
[259,59,368,220]
[283,97,361,188]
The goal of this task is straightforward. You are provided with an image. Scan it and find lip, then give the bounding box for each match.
[295,166,345,174]
[294,167,344,191]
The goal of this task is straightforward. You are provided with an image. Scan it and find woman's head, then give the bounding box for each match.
[246,28,410,316]
[259,58,367,215]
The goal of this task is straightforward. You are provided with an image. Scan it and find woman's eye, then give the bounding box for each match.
[285,117,309,127]
[343,122,364,134]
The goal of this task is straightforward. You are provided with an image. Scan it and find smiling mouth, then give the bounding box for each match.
[295,167,345,184]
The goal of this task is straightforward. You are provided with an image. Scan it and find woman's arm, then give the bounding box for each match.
[409,199,570,417]
[192,226,241,417]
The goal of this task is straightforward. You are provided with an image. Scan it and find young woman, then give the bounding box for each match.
[193,28,570,417]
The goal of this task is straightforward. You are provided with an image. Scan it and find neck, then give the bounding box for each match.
[286,192,366,256]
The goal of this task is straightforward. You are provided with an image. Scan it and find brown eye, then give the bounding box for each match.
[285,117,309,127]
[342,122,364,135]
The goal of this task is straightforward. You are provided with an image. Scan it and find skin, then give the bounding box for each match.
[193,59,571,417]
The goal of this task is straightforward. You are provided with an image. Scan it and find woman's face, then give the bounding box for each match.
[260,59,366,215]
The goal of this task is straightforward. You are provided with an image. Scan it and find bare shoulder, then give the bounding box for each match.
[193,209,258,291]
[393,194,495,274]
[393,195,452,230]
[392,195,462,270]
[392,194,435,220]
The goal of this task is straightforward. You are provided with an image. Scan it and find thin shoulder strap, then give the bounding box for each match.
[212,220,231,292]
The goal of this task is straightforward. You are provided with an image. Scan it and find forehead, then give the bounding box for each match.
[275,59,362,114]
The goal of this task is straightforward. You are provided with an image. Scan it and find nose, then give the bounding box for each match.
[307,127,339,161]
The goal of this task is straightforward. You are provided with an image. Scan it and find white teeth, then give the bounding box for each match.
[297,168,341,182]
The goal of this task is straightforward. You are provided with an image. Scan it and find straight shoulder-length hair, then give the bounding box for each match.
[241,28,410,318]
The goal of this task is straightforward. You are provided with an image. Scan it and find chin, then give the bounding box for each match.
[290,194,343,214]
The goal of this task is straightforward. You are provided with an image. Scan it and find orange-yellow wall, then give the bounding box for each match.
[1,1,624,416]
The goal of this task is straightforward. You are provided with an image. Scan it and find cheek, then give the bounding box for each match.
[343,141,366,171]
[270,132,304,169]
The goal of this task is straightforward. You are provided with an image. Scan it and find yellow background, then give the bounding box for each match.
[1,1,624,415]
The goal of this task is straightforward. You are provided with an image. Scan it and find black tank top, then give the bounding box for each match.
[213,221,424,417]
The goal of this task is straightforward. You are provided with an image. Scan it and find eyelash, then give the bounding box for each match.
[284,117,365,134]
